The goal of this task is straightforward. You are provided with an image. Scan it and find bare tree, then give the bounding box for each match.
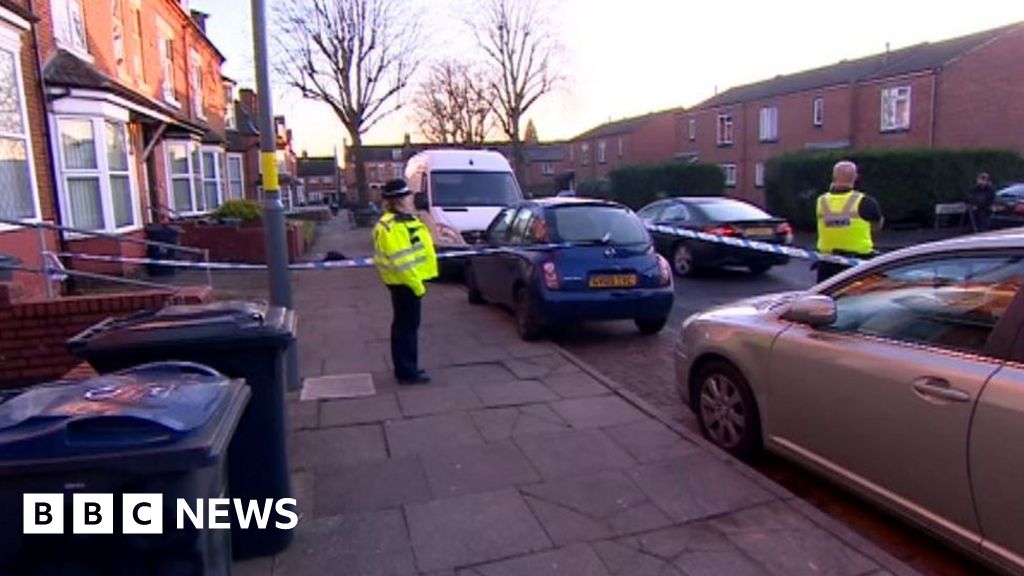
[275,0,420,206]
[414,60,493,145]
[473,0,559,182]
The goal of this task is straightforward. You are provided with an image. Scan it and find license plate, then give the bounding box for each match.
[992,205,1006,212]
[589,274,637,288]
[744,227,774,237]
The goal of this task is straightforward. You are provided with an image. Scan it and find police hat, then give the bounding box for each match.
[382,178,411,198]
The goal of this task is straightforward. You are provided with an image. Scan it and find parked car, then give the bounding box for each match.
[465,198,674,340]
[988,183,1024,229]
[674,229,1024,575]
[639,197,793,276]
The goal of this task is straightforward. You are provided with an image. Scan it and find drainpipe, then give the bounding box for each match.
[929,68,940,148]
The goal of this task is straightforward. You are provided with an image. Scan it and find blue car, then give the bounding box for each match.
[465,198,675,340]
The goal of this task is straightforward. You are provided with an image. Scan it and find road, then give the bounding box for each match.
[552,259,992,576]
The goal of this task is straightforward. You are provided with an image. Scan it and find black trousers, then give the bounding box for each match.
[387,285,422,380]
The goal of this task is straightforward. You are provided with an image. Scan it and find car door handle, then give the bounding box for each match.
[911,377,972,403]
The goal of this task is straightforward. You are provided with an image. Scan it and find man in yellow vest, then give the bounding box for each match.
[373,179,438,384]
[815,160,883,283]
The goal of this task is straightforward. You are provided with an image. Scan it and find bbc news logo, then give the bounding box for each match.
[23,494,298,535]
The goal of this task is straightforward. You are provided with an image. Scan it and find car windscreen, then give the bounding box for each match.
[430,171,522,207]
[549,206,649,245]
[694,200,772,222]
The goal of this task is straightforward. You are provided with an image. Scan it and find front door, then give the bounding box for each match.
[768,252,1024,541]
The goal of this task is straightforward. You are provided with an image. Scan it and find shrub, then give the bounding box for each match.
[607,162,725,209]
[213,199,263,223]
[576,179,612,200]
[765,149,1024,230]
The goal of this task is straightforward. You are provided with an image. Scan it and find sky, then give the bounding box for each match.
[190,0,1024,157]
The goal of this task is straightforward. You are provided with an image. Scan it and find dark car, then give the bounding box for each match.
[465,198,675,340]
[989,184,1024,229]
[639,197,793,277]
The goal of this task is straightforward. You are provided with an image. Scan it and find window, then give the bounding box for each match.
[390,149,402,161]
[131,4,143,80]
[487,208,517,244]
[581,143,590,166]
[58,118,136,231]
[158,32,177,105]
[636,203,664,223]
[597,140,607,164]
[224,90,236,130]
[813,97,824,127]
[755,162,765,188]
[716,114,733,145]
[226,153,244,199]
[430,171,522,207]
[720,163,737,187]
[550,206,648,245]
[688,118,696,141]
[881,86,911,131]
[165,141,222,214]
[759,107,778,142]
[541,162,554,175]
[509,208,534,244]
[660,203,690,222]
[617,138,624,158]
[392,164,403,179]
[827,255,1024,355]
[569,144,574,162]
[0,42,39,224]
[200,147,222,209]
[189,49,204,119]
[52,0,88,55]
[112,0,125,71]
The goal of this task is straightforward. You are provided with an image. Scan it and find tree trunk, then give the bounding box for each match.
[351,131,370,207]
[511,136,527,193]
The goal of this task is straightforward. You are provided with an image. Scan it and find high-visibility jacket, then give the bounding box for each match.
[373,211,438,297]
[816,190,873,255]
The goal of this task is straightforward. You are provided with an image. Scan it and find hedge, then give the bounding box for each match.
[604,162,725,209]
[765,149,1024,230]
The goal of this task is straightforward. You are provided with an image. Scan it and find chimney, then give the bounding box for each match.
[239,88,259,119]
[403,132,411,147]
[190,10,209,33]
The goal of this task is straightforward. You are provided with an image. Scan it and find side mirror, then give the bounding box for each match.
[781,295,836,327]
[414,192,429,211]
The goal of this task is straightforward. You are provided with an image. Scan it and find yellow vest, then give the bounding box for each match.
[816,191,873,255]
[373,212,438,297]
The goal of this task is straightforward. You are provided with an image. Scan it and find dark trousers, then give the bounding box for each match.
[388,285,422,380]
[816,249,871,283]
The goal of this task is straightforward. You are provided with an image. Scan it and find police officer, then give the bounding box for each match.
[815,160,883,283]
[373,179,438,384]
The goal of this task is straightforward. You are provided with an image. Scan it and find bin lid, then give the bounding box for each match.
[67,301,295,352]
[0,362,249,474]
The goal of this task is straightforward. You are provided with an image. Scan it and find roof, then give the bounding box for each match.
[297,157,338,177]
[572,108,683,141]
[695,23,1022,109]
[0,0,36,23]
[530,197,622,208]
[407,149,513,172]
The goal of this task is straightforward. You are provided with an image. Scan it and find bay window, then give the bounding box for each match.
[166,140,223,214]
[57,117,137,231]
[0,39,39,225]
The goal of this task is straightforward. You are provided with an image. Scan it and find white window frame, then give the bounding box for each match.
[51,0,89,58]
[597,140,607,164]
[54,114,140,233]
[199,146,223,210]
[813,97,824,127]
[581,142,590,166]
[688,118,696,141]
[111,0,125,73]
[157,25,178,107]
[165,140,223,215]
[758,106,778,142]
[189,48,204,120]
[716,114,734,145]
[226,152,244,200]
[721,163,737,187]
[754,162,765,188]
[541,162,554,175]
[0,27,42,230]
[881,86,912,132]
[224,87,236,130]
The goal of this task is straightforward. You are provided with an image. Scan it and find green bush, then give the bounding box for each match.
[576,179,612,200]
[214,199,263,223]
[606,162,725,209]
[765,149,1024,230]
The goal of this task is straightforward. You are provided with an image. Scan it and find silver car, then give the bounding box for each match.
[675,230,1024,575]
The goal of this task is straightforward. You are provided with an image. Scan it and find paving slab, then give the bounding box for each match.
[591,540,686,576]
[626,454,775,523]
[385,412,486,458]
[604,420,701,464]
[516,429,636,480]
[503,354,577,379]
[421,440,541,498]
[287,398,319,430]
[314,456,431,516]
[397,383,483,417]
[542,371,611,399]
[469,405,571,441]
[319,394,401,427]
[549,396,649,429]
[441,363,518,386]
[467,543,611,576]
[289,424,388,470]
[472,379,559,407]
[273,509,417,576]
[620,523,768,576]
[406,488,552,573]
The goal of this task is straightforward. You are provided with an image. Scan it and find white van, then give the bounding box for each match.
[404,149,524,252]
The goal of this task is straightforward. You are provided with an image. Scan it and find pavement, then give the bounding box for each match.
[231,216,921,576]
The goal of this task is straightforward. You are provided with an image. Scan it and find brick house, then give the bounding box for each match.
[566,108,682,184]
[297,152,343,205]
[677,22,1024,205]
[0,1,58,302]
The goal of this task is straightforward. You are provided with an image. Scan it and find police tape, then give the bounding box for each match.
[47,226,865,272]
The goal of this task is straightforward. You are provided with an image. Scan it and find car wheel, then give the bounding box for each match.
[672,243,695,277]
[694,361,761,460]
[465,264,485,305]
[635,317,668,334]
[748,263,772,275]
[514,286,543,341]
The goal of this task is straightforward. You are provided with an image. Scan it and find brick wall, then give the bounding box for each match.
[0,285,212,388]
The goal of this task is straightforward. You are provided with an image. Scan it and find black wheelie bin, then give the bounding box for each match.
[67,301,296,558]
[0,362,249,576]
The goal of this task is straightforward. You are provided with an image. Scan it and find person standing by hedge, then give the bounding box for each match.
[965,172,995,232]
[815,160,883,283]
[373,179,438,385]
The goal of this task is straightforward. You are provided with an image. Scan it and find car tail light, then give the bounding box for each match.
[777,222,794,244]
[1014,204,1024,215]
[703,225,737,237]
[657,255,672,286]
[541,260,560,290]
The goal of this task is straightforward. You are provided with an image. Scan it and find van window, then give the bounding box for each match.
[430,171,521,207]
